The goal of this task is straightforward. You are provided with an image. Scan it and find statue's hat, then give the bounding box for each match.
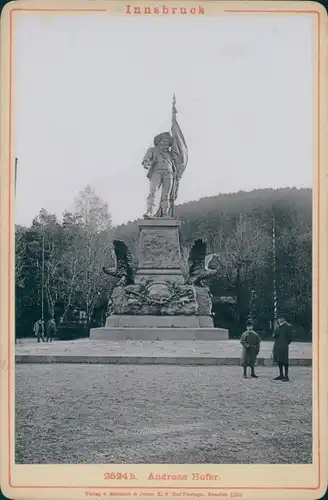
[154,132,172,146]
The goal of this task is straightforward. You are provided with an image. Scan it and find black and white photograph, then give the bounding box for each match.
[1,1,326,497]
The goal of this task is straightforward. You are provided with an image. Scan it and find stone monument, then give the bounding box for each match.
[90,96,228,341]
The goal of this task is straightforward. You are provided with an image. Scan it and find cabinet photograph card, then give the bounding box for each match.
[0,1,327,499]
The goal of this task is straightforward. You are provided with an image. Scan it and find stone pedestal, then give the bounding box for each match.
[109,283,199,317]
[89,217,229,341]
[105,315,214,328]
[135,218,184,284]
[90,327,229,341]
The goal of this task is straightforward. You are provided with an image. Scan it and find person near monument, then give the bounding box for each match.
[142,95,188,218]
[45,317,56,342]
[33,319,45,343]
[240,320,261,379]
[272,315,293,382]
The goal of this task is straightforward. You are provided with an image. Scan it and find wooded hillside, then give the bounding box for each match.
[16,187,312,339]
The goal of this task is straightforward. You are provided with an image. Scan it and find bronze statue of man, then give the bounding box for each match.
[142,95,188,218]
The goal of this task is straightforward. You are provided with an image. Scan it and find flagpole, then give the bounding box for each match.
[172,93,177,116]
[170,93,177,218]
[41,228,45,324]
[272,212,278,333]
[248,289,255,324]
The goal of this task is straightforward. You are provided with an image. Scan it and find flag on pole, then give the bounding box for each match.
[169,94,188,217]
[171,93,188,179]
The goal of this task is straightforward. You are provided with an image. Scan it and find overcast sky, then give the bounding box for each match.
[14,13,314,227]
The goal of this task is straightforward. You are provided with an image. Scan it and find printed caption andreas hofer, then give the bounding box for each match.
[103,472,220,481]
[85,472,244,499]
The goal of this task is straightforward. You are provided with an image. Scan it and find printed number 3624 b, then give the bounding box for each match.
[104,473,136,480]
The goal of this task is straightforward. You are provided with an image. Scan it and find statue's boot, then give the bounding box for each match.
[161,200,170,217]
[144,197,155,219]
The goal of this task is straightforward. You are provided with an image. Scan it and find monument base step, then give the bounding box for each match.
[105,315,213,328]
[15,355,312,366]
[89,327,229,341]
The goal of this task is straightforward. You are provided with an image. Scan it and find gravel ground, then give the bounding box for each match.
[15,365,312,465]
[15,338,312,359]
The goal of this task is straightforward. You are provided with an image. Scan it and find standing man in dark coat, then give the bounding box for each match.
[45,317,56,342]
[272,315,293,381]
[33,319,45,343]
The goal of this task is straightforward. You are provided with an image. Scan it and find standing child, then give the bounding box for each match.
[240,321,261,379]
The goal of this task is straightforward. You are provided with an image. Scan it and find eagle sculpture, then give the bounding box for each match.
[185,239,219,287]
[102,240,134,286]
[102,240,134,315]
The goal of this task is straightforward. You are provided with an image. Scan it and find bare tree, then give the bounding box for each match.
[73,186,113,323]
[211,213,270,326]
